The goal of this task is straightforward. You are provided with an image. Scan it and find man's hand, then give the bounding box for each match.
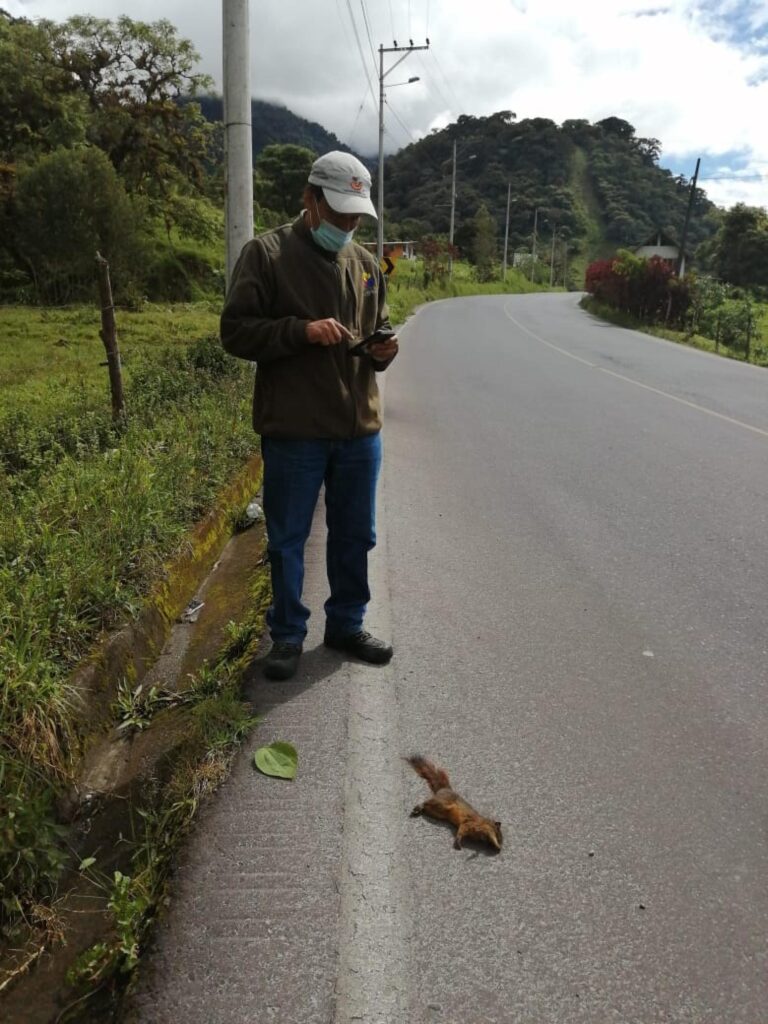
[306,318,352,346]
[368,335,399,362]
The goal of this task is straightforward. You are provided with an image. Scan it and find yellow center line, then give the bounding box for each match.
[503,302,768,441]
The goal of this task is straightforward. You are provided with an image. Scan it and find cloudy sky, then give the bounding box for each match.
[7,0,768,210]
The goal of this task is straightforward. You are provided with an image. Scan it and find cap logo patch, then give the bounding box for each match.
[350,177,363,192]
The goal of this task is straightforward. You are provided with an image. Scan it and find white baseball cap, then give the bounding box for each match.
[308,151,378,219]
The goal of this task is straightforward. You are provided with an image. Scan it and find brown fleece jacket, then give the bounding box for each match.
[220,215,395,440]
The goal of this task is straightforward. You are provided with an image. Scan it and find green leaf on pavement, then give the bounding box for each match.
[253,741,298,780]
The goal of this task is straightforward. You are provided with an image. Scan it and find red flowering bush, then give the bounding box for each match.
[585,250,692,327]
[585,258,625,307]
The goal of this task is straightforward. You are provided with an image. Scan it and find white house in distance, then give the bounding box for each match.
[634,230,687,275]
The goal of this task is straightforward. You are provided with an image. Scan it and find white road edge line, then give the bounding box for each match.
[503,301,768,441]
[333,415,412,1023]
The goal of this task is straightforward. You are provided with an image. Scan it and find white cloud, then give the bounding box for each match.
[6,0,768,208]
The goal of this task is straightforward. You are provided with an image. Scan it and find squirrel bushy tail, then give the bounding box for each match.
[406,755,451,793]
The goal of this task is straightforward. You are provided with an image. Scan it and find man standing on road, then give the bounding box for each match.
[221,151,398,681]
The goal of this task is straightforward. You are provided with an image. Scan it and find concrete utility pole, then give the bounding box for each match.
[448,140,457,251]
[448,140,457,277]
[562,237,568,290]
[223,0,253,288]
[677,157,701,277]
[377,41,429,261]
[502,181,512,279]
[530,207,539,282]
[549,223,558,287]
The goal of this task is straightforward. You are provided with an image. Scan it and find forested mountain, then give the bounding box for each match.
[200,99,722,270]
[196,96,356,163]
[380,111,722,267]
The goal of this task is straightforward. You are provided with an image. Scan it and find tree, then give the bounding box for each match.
[254,143,316,219]
[633,136,661,165]
[596,116,636,140]
[710,203,768,287]
[471,203,498,281]
[0,12,87,162]
[42,16,214,206]
[13,146,146,304]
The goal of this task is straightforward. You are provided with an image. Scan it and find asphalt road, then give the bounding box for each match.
[384,292,768,1023]
[133,292,768,1024]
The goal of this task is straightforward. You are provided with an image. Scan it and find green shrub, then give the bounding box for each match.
[11,147,149,305]
[144,246,223,303]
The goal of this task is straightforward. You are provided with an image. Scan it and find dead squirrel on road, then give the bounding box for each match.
[407,755,502,852]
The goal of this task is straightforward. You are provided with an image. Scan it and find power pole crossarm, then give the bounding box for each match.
[223,0,254,288]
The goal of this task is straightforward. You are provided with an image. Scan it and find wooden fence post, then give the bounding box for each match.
[95,252,126,421]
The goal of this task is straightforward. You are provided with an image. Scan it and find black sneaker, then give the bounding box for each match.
[263,642,302,680]
[323,630,393,665]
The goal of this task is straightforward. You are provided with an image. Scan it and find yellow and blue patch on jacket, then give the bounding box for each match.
[362,270,376,293]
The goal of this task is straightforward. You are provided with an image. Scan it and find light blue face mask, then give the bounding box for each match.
[311,200,355,252]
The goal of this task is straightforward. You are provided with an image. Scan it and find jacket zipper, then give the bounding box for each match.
[336,258,358,438]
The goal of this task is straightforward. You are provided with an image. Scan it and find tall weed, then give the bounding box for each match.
[1,329,256,927]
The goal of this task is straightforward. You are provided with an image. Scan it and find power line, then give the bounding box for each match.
[415,51,453,113]
[348,91,374,149]
[385,97,419,146]
[334,0,355,49]
[346,94,369,147]
[699,173,765,181]
[429,50,465,114]
[388,0,395,42]
[344,0,378,110]
[359,0,378,76]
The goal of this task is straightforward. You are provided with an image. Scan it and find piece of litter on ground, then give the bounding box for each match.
[245,501,264,522]
[180,598,205,623]
[642,650,654,658]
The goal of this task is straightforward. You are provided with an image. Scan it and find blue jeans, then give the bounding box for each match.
[261,433,382,644]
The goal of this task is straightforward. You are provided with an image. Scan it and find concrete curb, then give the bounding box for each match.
[68,453,263,746]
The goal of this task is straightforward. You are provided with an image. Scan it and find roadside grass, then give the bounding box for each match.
[386,257,546,324]
[0,304,222,466]
[0,303,257,934]
[580,295,768,368]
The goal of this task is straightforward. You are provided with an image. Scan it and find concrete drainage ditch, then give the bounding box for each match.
[0,454,273,1023]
